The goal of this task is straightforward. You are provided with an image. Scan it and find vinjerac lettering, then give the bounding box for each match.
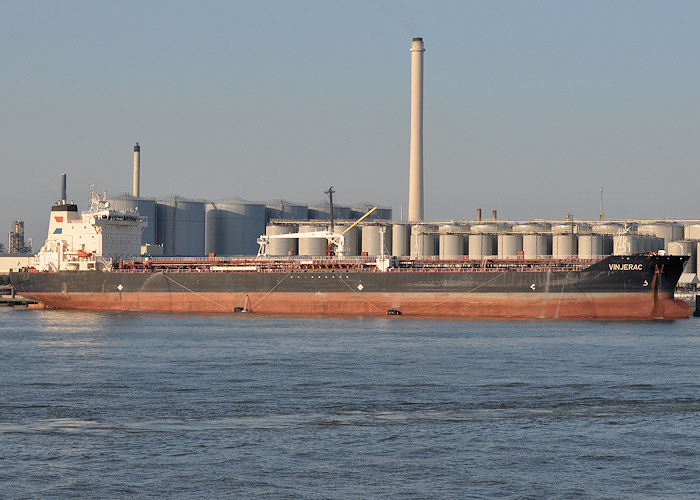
[608,263,643,271]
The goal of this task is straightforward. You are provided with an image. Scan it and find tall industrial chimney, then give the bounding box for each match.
[408,37,425,222]
[60,173,67,204]
[133,142,141,197]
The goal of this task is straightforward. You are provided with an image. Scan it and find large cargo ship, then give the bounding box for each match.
[9,196,691,320]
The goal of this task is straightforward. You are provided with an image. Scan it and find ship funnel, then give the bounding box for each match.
[408,37,425,222]
[61,173,67,204]
[477,208,482,222]
[133,142,141,197]
[492,210,497,221]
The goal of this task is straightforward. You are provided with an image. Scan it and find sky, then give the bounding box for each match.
[2,0,700,246]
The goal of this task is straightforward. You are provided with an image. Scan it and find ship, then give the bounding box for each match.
[8,194,691,320]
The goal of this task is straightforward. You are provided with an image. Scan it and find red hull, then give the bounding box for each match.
[26,291,690,320]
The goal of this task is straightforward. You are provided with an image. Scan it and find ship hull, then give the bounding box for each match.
[10,255,690,319]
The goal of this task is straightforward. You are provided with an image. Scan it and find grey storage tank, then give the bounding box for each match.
[392,223,410,256]
[265,201,308,222]
[205,201,266,256]
[439,224,467,259]
[107,195,157,246]
[410,224,437,258]
[361,224,392,256]
[298,224,327,256]
[156,197,206,256]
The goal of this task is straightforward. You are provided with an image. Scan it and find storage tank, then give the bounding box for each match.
[637,222,684,251]
[156,198,205,256]
[684,223,700,240]
[578,234,604,259]
[332,224,359,256]
[266,224,297,256]
[265,201,308,222]
[497,234,523,258]
[522,234,550,258]
[469,234,496,259]
[205,201,266,256]
[298,224,327,256]
[553,234,577,258]
[392,224,410,256]
[613,234,639,255]
[668,241,696,275]
[592,222,624,235]
[439,225,467,259]
[410,225,437,258]
[361,224,392,256]
[551,223,578,235]
[511,222,550,234]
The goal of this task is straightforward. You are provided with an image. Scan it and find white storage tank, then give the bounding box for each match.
[684,223,700,240]
[469,234,496,259]
[298,224,327,256]
[637,222,684,251]
[497,234,523,258]
[592,222,624,235]
[552,223,578,235]
[512,222,550,234]
[410,225,437,258]
[523,234,550,258]
[578,234,604,259]
[439,225,467,259]
[613,234,640,255]
[553,234,578,258]
[361,224,392,256]
[392,224,410,256]
[334,224,359,256]
[107,196,158,246]
[266,224,297,256]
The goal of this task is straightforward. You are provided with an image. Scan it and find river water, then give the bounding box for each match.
[1,309,698,498]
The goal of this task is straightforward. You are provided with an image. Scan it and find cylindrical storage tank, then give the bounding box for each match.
[361,224,392,256]
[410,225,437,258]
[684,223,700,240]
[439,225,466,259]
[640,236,652,254]
[205,202,266,256]
[298,224,327,256]
[637,222,684,251]
[553,234,578,258]
[471,222,500,234]
[523,234,550,258]
[592,223,624,235]
[469,234,496,259]
[333,224,359,256]
[392,224,410,256]
[511,222,550,234]
[266,224,297,256]
[156,198,205,256]
[265,202,308,222]
[497,234,523,258]
[668,241,696,275]
[697,241,700,276]
[578,234,604,259]
[613,234,639,255]
[307,205,330,220]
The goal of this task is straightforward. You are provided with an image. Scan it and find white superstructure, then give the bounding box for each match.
[34,188,146,272]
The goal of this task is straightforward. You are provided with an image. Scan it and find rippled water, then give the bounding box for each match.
[1,309,698,498]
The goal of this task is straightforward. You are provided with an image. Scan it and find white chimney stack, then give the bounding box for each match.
[408,37,424,222]
[133,142,141,197]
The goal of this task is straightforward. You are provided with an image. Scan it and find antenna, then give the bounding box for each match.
[325,186,335,233]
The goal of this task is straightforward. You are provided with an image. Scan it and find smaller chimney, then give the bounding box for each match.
[133,142,141,197]
[476,208,482,222]
[60,173,67,204]
[492,210,497,221]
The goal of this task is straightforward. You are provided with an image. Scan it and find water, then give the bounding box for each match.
[1,309,698,498]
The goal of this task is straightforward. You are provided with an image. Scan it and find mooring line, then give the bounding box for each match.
[162,274,230,311]
[338,275,384,312]
[408,271,509,314]
[251,273,291,309]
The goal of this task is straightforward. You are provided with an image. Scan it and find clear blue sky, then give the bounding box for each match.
[2,0,700,245]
